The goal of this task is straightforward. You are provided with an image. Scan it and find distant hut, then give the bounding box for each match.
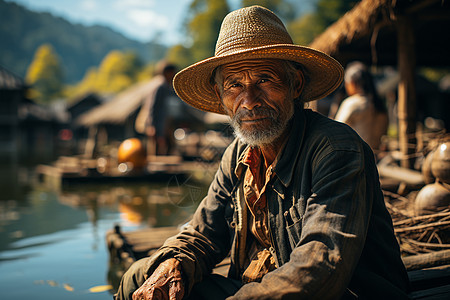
[75,77,207,158]
[0,65,59,162]
[310,0,450,169]
[67,93,103,149]
[68,93,103,122]
[76,80,163,157]
[0,65,24,162]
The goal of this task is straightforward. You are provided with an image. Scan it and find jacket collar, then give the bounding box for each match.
[273,105,307,187]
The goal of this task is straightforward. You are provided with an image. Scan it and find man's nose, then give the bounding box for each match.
[240,85,262,111]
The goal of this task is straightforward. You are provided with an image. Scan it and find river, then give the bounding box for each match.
[0,163,212,299]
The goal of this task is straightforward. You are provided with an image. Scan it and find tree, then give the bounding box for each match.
[241,0,295,23]
[289,13,325,45]
[289,0,359,46]
[316,0,359,27]
[185,0,230,62]
[68,50,144,97]
[95,50,142,93]
[25,44,64,102]
[166,44,193,70]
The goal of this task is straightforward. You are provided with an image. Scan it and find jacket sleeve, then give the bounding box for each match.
[141,139,241,295]
[229,138,372,299]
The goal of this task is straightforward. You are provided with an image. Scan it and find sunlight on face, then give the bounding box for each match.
[216,59,297,146]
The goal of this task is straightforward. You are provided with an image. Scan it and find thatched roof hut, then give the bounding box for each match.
[76,80,156,127]
[310,0,450,67]
[310,0,450,169]
[74,80,164,156]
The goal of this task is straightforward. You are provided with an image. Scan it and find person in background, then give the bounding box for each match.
[118,6,410,300]
[135,61,178,155]
[334,61,389,151]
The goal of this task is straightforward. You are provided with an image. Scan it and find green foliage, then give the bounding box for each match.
[67,67,98,97]
[166,0,358,67]
[289,13,325,45]
[187,0,230,62]
[166,45,193,70]
[67,50,146,97]
[316,0,359,27]
[0,0,167,83]
[166,0,229,67]
[25,44,64,103]
[241,0,295,22]
[420,67,450,84]
[95,51,142,92]
[136,63,156,82]
[289,0,359,46]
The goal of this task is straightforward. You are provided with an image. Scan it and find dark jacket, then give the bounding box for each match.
[143,107,410,299]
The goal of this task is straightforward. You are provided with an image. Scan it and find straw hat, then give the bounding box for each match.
[173,5,344,115]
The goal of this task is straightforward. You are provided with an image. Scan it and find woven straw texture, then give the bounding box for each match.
[173,6,344,115]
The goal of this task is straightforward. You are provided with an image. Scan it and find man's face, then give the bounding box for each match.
[215,59,299,146]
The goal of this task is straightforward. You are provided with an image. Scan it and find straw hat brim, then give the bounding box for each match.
[173,44,344,115]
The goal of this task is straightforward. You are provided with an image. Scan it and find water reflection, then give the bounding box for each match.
[59,173,209,228]
[0,162,213,299]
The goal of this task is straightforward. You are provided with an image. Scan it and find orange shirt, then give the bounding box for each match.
[241,146,277,283]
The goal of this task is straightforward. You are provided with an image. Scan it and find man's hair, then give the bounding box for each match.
[211,60,307,106]
[155,60,177,76]
[162,64,177,74]
[282,60,307,104]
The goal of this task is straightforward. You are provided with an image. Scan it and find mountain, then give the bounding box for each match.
[0,0,168,83]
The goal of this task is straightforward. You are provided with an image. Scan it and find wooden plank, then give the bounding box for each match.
[106,226,450,298]
[122,227,181,254]
[410,284,450,300]
[408,265,450,292]
[377,164,424,186]
[106,226,179,265]
[106,225,230,276]
[403,250,450,271]
[108,227,450,273]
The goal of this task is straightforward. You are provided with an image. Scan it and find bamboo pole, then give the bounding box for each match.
[396,15,417,169]
[403,249,450,271]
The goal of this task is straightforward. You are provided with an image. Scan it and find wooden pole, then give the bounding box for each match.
[84,125,97,159]
[396,16,417,169]
[403,249,450,271]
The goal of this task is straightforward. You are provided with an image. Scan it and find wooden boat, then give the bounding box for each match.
[36,155,218,187]
[106,224,450,299]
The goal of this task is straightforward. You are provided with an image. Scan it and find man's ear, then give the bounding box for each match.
[294,70,305,99]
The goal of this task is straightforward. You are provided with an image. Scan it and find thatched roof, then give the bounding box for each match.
[310,0,450,67]
[0,65,24,89]
[76,79,158,126]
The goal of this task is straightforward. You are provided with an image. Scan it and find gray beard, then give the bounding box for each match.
[229,105,294,146]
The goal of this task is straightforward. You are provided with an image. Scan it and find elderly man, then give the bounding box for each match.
[116,6,410,300]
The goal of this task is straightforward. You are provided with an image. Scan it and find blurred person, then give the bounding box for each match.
[136,61,178,155]
[334,62,388,151]
[117,6,409,300]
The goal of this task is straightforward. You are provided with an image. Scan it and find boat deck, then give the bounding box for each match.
[106,225,450,299]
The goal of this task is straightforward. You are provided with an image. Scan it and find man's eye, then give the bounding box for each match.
[259,79,269,84]
[230,83,241,88]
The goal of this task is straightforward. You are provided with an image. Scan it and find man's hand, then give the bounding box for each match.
[132,258,185,300]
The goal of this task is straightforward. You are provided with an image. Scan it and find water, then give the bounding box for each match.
[0,164,212,299]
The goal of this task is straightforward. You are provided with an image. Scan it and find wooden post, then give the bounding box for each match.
[396,16,417,169]
[84,125,97,159]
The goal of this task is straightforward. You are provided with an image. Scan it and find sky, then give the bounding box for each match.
[6,0,240,45]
